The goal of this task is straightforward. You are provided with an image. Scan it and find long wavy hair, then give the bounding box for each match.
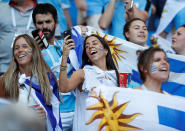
[82,34,120,86]
[3,34,57,105]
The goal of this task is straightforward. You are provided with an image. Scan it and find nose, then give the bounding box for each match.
[161,59,168,65]
[89,43,94,49]
[42,22,48,29]
[172,33,176,40]
[140,28,145,33]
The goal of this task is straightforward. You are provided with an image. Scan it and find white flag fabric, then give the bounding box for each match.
[85,86,185,131]
[155,0,185,35]
[72,26,185,97]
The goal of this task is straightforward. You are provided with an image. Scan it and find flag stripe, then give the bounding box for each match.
[158,105,185,130]
[162,82,185,97]
[168,58,185,73]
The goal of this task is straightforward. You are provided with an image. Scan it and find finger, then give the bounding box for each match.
[67,39,74,44]
[34,36,40,41]
[64,35,71,40]
[35,107,46,118]
[67,43,75,49]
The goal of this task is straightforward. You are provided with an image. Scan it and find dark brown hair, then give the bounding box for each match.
[137,47,167,82]
[82,34,120,86]
[123,18,146,41]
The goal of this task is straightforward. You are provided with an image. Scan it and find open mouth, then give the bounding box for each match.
[158,67,168,72]
[18,54,26,59]
[138,35,145,38]
[90,50,97,55]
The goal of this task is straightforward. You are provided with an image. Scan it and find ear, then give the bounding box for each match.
[139,65,147,73]
[144,69,147,73]
[125,32,130,40]
[55,21,58,27]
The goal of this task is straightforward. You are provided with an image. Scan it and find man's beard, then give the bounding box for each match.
[42,27,55,41]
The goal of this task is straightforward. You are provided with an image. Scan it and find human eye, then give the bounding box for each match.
[22,44,29,49]
[177,32,182,36]
[143,27,148,30]
[133,25,140,29]
[134,27,139,30]
[46,20,51,24]
[85,44,89,49]
[36,21,43,25]
[154,58,160,62]
[92,40,98,45]
[14,46,19,50]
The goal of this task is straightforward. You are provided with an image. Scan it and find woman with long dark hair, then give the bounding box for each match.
[59,34,119,131]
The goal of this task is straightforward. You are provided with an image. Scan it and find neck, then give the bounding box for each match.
[13,0,34,13]
[178,50,185,56]
[19,65,32,77]
[93,59,107,71]
[48,37,55,45]
[144,78,162,93]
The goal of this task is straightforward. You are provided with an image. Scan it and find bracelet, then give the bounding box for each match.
[60,65,67,71]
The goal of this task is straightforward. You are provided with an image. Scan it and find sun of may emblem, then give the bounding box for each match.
[86,91,142,131]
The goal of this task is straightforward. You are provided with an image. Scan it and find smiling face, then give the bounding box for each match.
[125,20,148,46]
[171,26,185,55]
[35,13,57,41]
[84,36,108,64]
[145,51,170,82]
[14,37,33,67]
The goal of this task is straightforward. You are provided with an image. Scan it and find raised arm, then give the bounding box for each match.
[74,0,87,12]
[59,36,84,93]
[125,4,149,22]
[99,0,116,30]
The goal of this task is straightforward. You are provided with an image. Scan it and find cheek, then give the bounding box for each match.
[25,49,32,54]
[150,62,160,73]
[98,46,104,54]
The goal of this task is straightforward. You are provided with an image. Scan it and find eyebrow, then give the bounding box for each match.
[133,25,147,28]
[92,40,98,43]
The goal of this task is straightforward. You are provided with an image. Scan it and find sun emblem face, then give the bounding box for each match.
[86,91,142,131]
[90,31,127,68]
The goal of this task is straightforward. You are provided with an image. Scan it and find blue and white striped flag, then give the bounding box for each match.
[23,74,63,131]
[73,26,185,97]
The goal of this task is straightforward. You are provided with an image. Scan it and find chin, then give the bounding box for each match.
[137,41,146,46]
[161,77,169,82]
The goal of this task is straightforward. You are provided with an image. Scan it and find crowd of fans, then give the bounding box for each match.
[0,0,185,131]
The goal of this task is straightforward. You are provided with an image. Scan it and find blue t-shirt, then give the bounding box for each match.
[105,0,152,40]
[85,0,109,17]
[42,40,75,112]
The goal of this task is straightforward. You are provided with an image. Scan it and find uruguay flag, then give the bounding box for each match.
[85,86,185,131]
[72,26,185,97]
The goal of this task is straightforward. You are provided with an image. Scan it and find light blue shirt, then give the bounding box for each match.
[42,40,75,112]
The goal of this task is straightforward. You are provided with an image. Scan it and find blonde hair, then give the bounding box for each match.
[3,34,57,105]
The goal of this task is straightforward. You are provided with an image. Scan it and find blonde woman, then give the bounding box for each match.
[0,34,62,131]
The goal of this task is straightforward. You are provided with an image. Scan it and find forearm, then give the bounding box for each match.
[134,10,148,21]
[63,9,73,28]
[125,5,149,22]
[59,56,69,93]
[99,0,116,30]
